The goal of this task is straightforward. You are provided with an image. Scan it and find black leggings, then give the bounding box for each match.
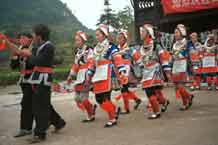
[95,91,112,104]
[121,84,129,93]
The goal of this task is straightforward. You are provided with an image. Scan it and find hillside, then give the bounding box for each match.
[0,0,94,42]
[0,0,95,68]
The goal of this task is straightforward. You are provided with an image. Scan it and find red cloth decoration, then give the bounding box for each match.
[161,0,218,15]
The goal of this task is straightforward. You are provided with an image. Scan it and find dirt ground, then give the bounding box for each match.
[0,85,218,145]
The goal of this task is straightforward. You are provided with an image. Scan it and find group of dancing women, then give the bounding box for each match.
[1,22,218,143]
[66,23,217,127]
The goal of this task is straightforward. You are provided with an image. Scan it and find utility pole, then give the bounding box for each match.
[104,0,110,32]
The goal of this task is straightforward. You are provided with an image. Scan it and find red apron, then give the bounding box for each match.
[74,64,89,91]
[172,58,188,82]
[200,53,218,73]
[190,52,201,74]
[92,60,112,94]
[141,61,163,88]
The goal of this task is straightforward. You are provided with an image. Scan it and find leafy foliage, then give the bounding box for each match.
[97,6,134,31]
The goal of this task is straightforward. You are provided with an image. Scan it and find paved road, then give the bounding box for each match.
[0,85,218,145]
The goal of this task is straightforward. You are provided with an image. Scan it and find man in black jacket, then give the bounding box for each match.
[3,24,66,143]
[10,33,34,138]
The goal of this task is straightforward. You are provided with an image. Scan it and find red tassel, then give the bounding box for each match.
[206,76,212,86]
[100,100,116,120]
[175,88,181,99]
[179,86,190,106]
[155,89,166,105]
[115,94,122,101]
[128,91,139,100]
[82,99,94,117]
[213,76,218,86]
[192,76,201,87]
[149,95,160,113]
[76,102,86,112]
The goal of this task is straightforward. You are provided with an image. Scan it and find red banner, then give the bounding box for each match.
[161,0,218,15]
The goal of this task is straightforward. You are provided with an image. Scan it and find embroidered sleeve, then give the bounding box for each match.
[69,64,79,77]
[112,53,126,74]
[110,44,119,55]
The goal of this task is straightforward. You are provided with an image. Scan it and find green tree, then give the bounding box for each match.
[116,6,134,31]
[97,6,134,32]
[97,8,119,31]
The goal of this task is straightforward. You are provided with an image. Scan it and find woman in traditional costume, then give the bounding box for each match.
[171,24,194,111]
[139,24,169,119]
[115,30,142,114]
[88,24,125,127]
[67,31,97,123]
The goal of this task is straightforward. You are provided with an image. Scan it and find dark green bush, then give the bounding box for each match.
[0,67,71,86]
